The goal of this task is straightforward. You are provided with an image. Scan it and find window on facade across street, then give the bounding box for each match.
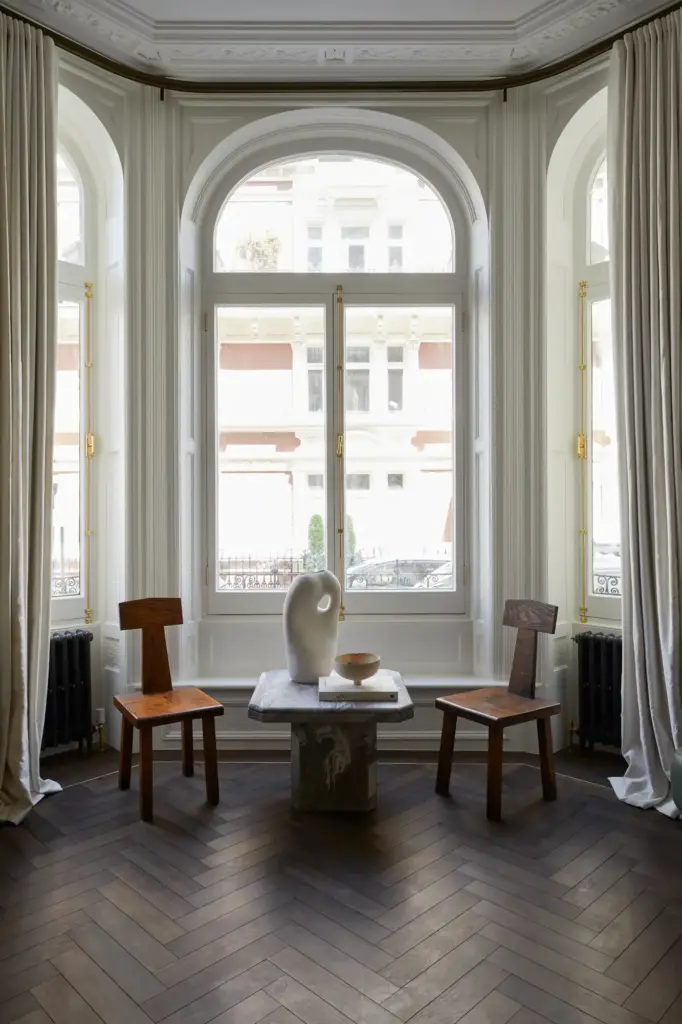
[584,157,620,600]
[210,153,460,607]
[53,150,87,611]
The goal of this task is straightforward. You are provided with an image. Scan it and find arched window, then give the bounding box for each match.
[206,153,464,614]
[583,156,619,606]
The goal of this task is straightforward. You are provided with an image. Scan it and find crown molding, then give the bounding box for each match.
[3,0,675,81]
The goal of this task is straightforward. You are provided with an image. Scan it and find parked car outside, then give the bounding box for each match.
[347,557,449,589]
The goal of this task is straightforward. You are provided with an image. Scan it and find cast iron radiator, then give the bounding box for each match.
[43,630,94,752]
[572,631,622,748]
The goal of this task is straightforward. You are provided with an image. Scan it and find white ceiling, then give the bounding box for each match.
[7,0,673,81]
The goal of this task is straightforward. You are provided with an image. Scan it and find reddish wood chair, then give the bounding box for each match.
[435,598,560,821]
[114,598,224,822]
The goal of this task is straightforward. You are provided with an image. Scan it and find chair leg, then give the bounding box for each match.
[487,726,504,822]
[181,719,194,777]
[537,717,557,801]
[436,713,457,796]
[202,715,219,806]
[139,726,154,822]
[119,718,133,791]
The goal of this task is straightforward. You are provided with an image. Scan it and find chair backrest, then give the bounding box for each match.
[119,598,183,695]
[503,599,558,698]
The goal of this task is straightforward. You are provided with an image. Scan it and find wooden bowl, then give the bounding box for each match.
[334,653,380,685]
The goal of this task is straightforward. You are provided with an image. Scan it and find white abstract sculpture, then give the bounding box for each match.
[283,570,342,684]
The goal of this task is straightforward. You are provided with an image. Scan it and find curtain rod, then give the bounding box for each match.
[2,1,681,94]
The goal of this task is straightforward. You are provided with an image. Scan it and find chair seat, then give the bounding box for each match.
[436,687,560,726]
[114,687,224,726]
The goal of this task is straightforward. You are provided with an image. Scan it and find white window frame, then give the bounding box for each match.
[204,157,468,618]
[52,145,91,624]
[576,147,621,621]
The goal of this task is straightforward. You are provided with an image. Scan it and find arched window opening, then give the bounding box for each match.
[214,155,454,274]
[546,89,619,624]
[206,151,464,614]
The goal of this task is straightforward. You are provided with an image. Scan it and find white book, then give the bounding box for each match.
[318,671,398,702]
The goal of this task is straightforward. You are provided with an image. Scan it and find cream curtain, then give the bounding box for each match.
[0,14,60,823]
[608,12,682,816]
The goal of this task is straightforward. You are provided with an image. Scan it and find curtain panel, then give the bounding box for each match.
[0,13,60,822]
[608,11,682,816]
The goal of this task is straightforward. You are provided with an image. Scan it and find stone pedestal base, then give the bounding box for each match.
[291,721,377,812]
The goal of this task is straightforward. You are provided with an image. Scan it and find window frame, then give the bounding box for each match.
[52,144,91,624]
[204,154,467,618]
[576,146,621,621]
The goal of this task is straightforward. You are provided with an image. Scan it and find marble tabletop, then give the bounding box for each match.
[248,668,414,724]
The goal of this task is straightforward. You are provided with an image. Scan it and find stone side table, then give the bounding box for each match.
[248,669,414,812]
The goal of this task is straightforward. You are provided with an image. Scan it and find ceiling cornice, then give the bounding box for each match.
[1,0,679,91]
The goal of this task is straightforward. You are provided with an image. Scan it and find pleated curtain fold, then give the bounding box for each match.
[608,11,682,816]
[0,13,60,823]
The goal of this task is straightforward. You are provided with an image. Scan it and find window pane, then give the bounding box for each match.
[52,301,81,597]
[346,369,370,412]
[387,346,403,363]
[388,246,403,271]
[308,368,323,412]
[348,245,365,272]
[345,306,454,591]
[307,346,323,364]
[347,346,370,363]
[215,156,453,273]
[591,299,620,596]
[347,474,370,490]
[308,248,323,272]
[216,306,326,589]
[57,153,83,265]
[388,368,403,411]
[589,159,609,264]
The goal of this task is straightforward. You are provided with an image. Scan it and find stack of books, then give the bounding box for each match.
[318,670,398,702]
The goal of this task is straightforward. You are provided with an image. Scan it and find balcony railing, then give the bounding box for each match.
[592,571,622,597]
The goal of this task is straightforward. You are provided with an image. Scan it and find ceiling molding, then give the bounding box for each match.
[2,0,675,82]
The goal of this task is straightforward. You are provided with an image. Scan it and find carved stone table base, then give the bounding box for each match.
[248,668,413,813]
[291,721,377,813]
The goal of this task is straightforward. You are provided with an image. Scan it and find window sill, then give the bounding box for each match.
[137,673,507,693]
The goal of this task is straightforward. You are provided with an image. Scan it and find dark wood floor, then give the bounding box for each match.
[1,761,681,1024]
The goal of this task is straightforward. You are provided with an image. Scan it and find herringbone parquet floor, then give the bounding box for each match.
[2,762,682,1024]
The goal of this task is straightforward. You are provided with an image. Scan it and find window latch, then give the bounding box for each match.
[86,432,95,459]
[576,433,587,460]
[336,433,344,458]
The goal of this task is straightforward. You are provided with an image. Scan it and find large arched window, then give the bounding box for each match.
[582,157,620,609]
[206,153,465,614]
[53,147,89,618]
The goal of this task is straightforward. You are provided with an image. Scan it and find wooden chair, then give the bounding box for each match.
[435,598,560,821]
[114,598,224,822]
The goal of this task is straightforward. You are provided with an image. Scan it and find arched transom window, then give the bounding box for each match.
[206,153,465,614]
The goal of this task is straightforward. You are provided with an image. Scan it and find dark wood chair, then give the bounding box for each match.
[435,598,560,821]
[114,598,224,822]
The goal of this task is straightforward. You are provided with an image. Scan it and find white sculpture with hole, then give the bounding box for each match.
[283,570,342,684]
